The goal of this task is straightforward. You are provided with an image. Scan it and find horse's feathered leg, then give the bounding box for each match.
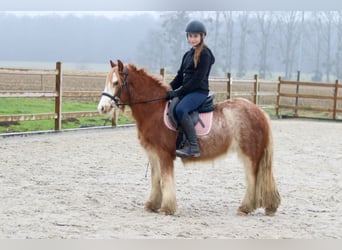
[233,105,280,216]
[144,149,177,215]
[158,151,177,215]
[255,127,281,216]
[237,155,257,215]
[144,151,162,213]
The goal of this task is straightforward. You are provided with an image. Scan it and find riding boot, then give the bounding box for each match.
[176,114,200,158]
[176,128,185,150]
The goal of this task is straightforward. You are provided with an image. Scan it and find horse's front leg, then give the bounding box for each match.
[159,153,177,215]
[145,151,162,212]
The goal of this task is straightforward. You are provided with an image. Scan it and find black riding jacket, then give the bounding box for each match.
[170,46,215,96]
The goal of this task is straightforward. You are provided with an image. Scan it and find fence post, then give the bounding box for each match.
[294,70,301,117]
[253,74,258,104]
[333,79,339,120]
[40,74,44,91]
[160,68,165,81]
[276,76,281,117]
[227,72,231,100]
[54,61,62,131]
[112,109,118,126]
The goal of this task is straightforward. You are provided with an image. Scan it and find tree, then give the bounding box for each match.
[254,11,276,79]
[236,12,249,77]
[276,11,301,80]
[137,29,166,71]
[308,12,324,81]
[213,12,220,57]
[336,11,342,80]
[320,11,335,82]
[161,11,191,71]
[221,11,234,74]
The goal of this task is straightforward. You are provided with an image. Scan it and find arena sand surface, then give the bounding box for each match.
[0,120,341,239]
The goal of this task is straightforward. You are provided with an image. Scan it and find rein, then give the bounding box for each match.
[101,67,166,107]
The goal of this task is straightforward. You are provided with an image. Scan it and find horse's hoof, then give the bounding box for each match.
[265,208,277,216]
[237,205,251,216]
[160,207,176,215]
[144,202,160,213]
[236,210,248,216]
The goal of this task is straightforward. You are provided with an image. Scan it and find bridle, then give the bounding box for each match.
[101,67,166,108]
[101,68,129,107]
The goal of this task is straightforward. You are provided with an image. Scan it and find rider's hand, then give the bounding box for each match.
[165,91,176,100]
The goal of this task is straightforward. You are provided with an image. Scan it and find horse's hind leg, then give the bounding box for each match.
[144,151,162,213]
[237,155,257,215]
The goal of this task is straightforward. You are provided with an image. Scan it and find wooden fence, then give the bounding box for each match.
[163,70,341,119]
[0,63,341,133]
[226,73,341,119]
[276,77,341,119]
[226,73,278,110]
[0,62,108,131]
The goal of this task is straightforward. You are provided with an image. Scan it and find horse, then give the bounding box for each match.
[97,59,281,216]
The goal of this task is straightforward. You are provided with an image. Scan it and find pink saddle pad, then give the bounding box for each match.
[163,103,213,136]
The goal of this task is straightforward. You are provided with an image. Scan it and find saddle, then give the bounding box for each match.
[164,92,215,138]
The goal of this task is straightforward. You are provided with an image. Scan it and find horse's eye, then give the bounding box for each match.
[113,81,118,86]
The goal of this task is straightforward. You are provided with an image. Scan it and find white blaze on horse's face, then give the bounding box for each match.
[97,68,119,115]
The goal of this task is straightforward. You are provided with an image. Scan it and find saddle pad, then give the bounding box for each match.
[163,103,213,136]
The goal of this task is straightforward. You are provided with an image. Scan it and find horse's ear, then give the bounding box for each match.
[110,60,116,68]
[117,60,124,73]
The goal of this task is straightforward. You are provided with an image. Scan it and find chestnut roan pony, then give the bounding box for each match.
[98,60,281,216]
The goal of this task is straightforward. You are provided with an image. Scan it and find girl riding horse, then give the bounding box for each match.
[166,20,215,158]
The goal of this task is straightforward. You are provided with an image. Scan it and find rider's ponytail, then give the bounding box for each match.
[194,38,206,69]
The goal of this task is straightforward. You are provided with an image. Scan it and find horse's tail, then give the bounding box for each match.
[255,119,281,215]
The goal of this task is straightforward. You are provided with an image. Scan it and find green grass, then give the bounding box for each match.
[0,98,99,114]
[0,98,134,133]
[1,97,335,134]
[0,98,55,114]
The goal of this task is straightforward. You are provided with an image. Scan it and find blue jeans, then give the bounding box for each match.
[175,91,208,121]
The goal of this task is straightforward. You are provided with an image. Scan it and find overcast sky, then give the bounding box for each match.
[1,0,342,11]
[3,11,161,19]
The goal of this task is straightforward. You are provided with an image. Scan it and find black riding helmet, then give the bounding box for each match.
[185,20,207,35]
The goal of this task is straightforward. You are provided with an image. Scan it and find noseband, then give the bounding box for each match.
[101,67,166,107]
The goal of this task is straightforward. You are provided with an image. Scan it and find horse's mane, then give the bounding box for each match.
[127,64,169,91]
